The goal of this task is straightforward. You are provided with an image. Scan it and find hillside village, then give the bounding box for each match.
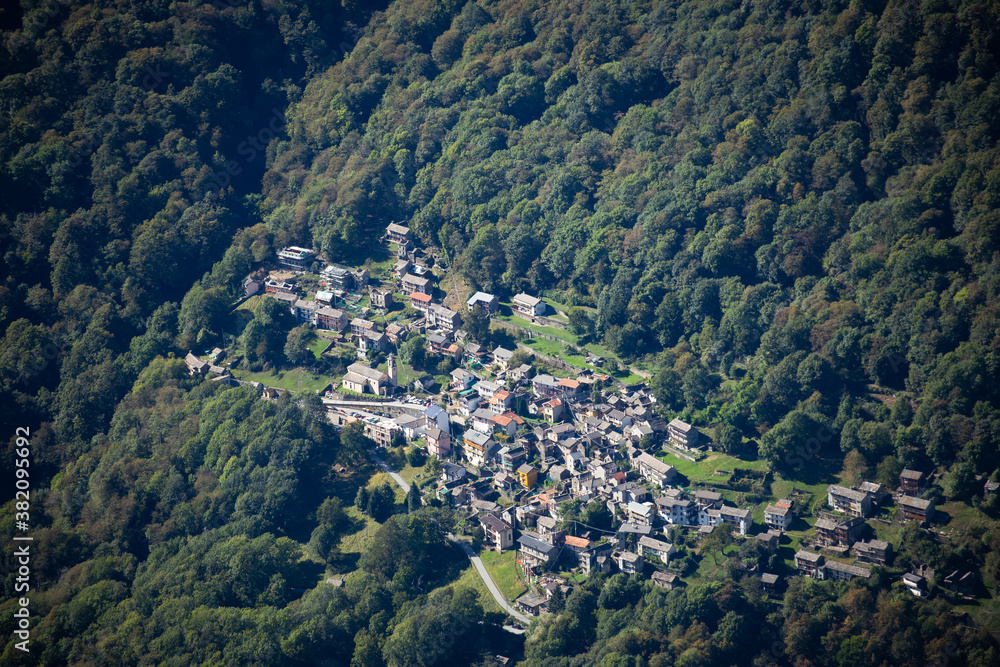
[183,223,984,621]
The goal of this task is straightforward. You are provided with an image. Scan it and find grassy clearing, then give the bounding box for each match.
[367,471,406,503]
[308,337,330,360]
[237,294,264,311]
[338,506,383,558]
[544,296,596,316]
[503,318,645,383]
[479,549,527,601]
[953,596,1000,637]
[377,357,421,387]
[504,315,575,342]
[395,462,429,488]
[778,516,818,565]
[448,561,504,614]
[683,545,740,584]
[231,367,330,393]
[519,337,590,370]
[657,451,770,487]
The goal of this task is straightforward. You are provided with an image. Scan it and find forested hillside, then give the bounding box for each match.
[254,0,1000,479]
[3,0,1000,665]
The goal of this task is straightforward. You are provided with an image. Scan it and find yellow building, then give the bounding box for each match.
[517,464,538,489]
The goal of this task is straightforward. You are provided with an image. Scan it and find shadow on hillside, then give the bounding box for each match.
[780,455,843,486]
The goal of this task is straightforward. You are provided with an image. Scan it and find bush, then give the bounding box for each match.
[406,446,425,467]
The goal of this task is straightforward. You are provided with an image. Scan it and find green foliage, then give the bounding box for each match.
[463,304,490,345]
[367,483,397,523]
[341,420,376,465]
[758,410,829,470]
[390,430,407,451]
[382,586,489,667]
[356,485,370,511]
[399,335,426,368]
[242,297,293,371]
[361,508,451,585]
[701,522,735,566]
[284,325,316,366]
[406,446,425,468]
[317,496,348,531]
[405,484,422,513]
[7,0,1000,662]
[567,307,593,337]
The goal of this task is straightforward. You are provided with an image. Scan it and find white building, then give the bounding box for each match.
[512,293,546,317]
[708,506,752,535]
[342,363,393,395]
[764,502,794,532]
[480,514,514,551]
[277,246,317,269]
[638,535,675,565]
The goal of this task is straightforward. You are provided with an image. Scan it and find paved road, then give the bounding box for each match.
[366,450,530,626]
[448,535,531,625]
[326,409,413,494]
[368,450,410,493]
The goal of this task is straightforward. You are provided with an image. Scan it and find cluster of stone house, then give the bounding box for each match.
[246,232,958,610]
[787,469,940,586]
[824,472,936,529]
[655,488,752,535]
[794,550,873,581]
[381,336,772,595]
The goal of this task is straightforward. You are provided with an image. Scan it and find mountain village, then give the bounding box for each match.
[184,223,970,619]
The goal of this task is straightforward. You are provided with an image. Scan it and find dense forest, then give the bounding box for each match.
[3,0,1000,664]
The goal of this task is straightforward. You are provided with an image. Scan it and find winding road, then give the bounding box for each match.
[447,534,531,625]
[368,450,411,493]
[366,450,531,626]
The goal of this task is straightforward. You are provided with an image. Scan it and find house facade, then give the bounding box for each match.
[638,535,675,565]
[518,534,559,570]
[634,452,677,488]
[385,222,411,243]
[899,495,935,523]
[467,292,499,314]
[463,430,497,467]
[369,287,393,309]
[854,539,891,566]
[480,514,514,551]
[667,418,699,449]
[764,503,794,532]
[827,485,873,517]
[342,363,393,395]
[425,427,451,457]
[427,304,461,332]
[277,246,316,269]
[512,293,546,316]
[402,274,431,295]
[795,550,825,579]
